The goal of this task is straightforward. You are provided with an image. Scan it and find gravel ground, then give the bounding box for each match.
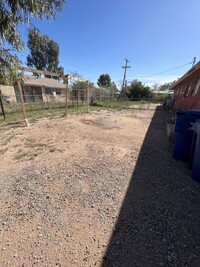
[0,108,200,267]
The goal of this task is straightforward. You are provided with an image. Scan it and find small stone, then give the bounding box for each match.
[167,255,172,262]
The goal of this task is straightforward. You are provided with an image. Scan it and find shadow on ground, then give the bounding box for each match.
[102,108,200,267]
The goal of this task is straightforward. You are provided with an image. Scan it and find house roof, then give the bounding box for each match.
[23,75,66,89]
[171,61,200,90]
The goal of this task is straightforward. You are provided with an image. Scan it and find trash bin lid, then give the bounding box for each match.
[176,110,200,116]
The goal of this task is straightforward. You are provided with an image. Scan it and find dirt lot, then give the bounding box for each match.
[1,108,200,267]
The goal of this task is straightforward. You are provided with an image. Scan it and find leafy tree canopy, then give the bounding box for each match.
[0,0,65,84]
[151,79,178,91]
[126,79,153,99]
[69,71,83,79]
[72,81,87,90]
[27,28,64,77]
[72,81,94,90]
[97,74,112,88]
[158,80,178,91]
[71,80,94,99]
[110,82,118,92]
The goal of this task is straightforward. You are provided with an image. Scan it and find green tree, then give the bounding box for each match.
[110,82,118,92]
[108,82,118,97]
[158,80,178,91]
[72,81,94,104]
[126,79,153,99]
[97,74,112,88]
[69,71,83,79]
[72,81,91,90]
[0,0,65,84]
[27,28,64,77]
[151,79,178,92]
[151,83,160,91]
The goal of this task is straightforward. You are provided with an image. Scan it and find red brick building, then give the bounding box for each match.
[172,61,200,110]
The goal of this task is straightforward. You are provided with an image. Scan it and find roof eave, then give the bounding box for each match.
[24,83,66,89]
[171,61,200,90]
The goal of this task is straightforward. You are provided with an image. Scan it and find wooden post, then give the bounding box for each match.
[46,94,49,109]
[17,79,30,126]
[148,98,150,110]
[0,90,5,120]
[87,82,90,112]
[77,90,79,109]
[64,75,69,116]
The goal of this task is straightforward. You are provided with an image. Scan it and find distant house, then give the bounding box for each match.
[19,75,66,102]
[172,62,200,110]
[0,85,17,103]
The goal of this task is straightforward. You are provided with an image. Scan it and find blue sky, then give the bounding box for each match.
[18,0,200,88]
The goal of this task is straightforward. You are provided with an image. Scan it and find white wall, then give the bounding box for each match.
[0,85,17,103]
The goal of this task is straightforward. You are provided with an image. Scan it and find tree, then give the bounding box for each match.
[72,81,94,105]
[151,83,160,91]
[97,74,112,88]
[151,79,178,92]
[0,0,65,84]
[72,81,94,93]
[126,79,153,99]
[108,82,118,97]
[72,81,90,90]
[110,82,118,92]
[27,28,64,77]
[158,80,178,91]
[69,71,83,79]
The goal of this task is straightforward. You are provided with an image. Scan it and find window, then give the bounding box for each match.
[185,83,191,96]
[55,88,61,95]
[176,88,180,98]
[180,86,184,96]
[45,88,52,95]
[192,78,200,95]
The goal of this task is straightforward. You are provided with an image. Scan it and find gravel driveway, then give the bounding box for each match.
[0,108,200,267]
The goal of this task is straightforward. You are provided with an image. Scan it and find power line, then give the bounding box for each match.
[138,61,193,78]
[91,60,196,81]
[23,47,197,83]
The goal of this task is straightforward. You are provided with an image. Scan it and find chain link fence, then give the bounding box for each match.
[0,89,167,124]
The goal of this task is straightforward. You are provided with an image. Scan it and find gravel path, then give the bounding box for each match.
[102,109,200,267]
[0,109,200,267]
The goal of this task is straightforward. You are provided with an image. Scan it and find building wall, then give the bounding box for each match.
[173,71,200,110]
[0,85,17,103]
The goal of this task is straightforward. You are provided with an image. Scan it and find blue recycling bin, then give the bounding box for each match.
[172,110,200,161]
[192,121,200,182]
[189,131,198,169]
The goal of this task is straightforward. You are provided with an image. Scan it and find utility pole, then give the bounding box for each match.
[192,57,196,67]
[119,58,131,98]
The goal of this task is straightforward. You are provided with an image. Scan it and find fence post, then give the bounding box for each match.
[46,94,49,109]
[17,79,29,126]
[0,89,5,120]
[148,98,150,110]
[64,75,69,116]
[77,90,79,109]
[87,81,90,112]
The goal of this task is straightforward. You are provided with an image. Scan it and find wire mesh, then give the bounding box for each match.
[0,90,165,123]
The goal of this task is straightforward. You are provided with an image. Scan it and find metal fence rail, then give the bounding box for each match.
[0,93,166,124]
